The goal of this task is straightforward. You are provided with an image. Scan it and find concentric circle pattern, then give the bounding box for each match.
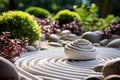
[15,47,120,80]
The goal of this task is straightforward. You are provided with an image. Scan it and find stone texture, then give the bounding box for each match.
[41,34,46,41]
[48,34,60,42]
[85,75,104,80]
[104,75,120,80]
[60,33,78,41]
[60,30,71,35]
[93,43,101,47]
[100,39,109,46]
[94,31,103,40]
[48,42,63,47]
[102,58,120,78]
[61,41,70,47]
[0,57,19,79]
[107,39,120,48]
[81,32,101,43]
[58,40,65,44]
[111,35,120,40]
[40,46,48,50]
[31,41,41,50]
[64,39,97,60]
[24,45,38,52]
[93,64,104,72]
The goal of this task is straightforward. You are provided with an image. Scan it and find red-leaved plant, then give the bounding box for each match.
[0,31,28,61]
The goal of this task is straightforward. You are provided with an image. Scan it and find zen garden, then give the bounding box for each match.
[0,0,120,80]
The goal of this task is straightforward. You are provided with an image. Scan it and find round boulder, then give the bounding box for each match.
[48,34,60,42]
[0,57,19,79]
[85,75,104,80]
[100,39,109,46]
[61,30,71,35]
[81,32,101,43]
[111,35,120,40]
[104,75,120,80]
[107,39,120,48]
[60,33,78,41]
[102,58,120,78]
[94,31,103,40]
[24,45,38,52]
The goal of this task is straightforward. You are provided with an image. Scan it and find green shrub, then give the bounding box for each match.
[0,11,41,43]
[25,6,51,18]
[74,3,99,31]
[54,9,80,25]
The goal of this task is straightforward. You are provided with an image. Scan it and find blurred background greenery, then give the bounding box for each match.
[0,0,120,18]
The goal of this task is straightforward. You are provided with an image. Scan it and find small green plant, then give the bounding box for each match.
[74,3,102,31]
[0,11,41,43]
[25,6,51,18]
[74,3,120,32]
[54,9,80,25]
[102,14,120,29]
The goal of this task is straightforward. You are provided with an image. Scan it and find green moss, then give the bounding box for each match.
[0,11,41,43]
[54,9,80,25]
[25,6,51,18]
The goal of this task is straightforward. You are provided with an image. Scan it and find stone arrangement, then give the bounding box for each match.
[23,30,120,52]
[64,39,97,60]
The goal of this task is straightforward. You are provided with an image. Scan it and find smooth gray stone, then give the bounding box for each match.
[81,32,101,43]
[48,34,60,42]
[24,45,38,52]
[93,43,101,47]
[111,35,120,40]
[94,31,103,40]
[48,42,63,47]
[61,41,70,47]
[0,57,19,79]
[60,33,78,41]
[31,41,41,50]
[107,39,120,48]
[61,30,71,35]
[40,46,48,50]
[58,40,64,43]
[100,39,109,46]
[41,34,46,41]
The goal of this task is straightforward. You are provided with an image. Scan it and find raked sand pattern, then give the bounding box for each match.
[15,47,120,80]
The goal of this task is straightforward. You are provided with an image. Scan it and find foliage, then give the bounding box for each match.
[0,31,28,60]
[102,20,120,39]
[14,0,82,13]
[74,3,120,32]
[35,16,81,37]
[74,3,101,31]
[102,14,120,29]
[62,21,81,35]
[54,9,80,25]
[0,11,41,43]
[0,0,9,13]
[25,6,51,18]
[35,17,50,27]
[41,20,61,37]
